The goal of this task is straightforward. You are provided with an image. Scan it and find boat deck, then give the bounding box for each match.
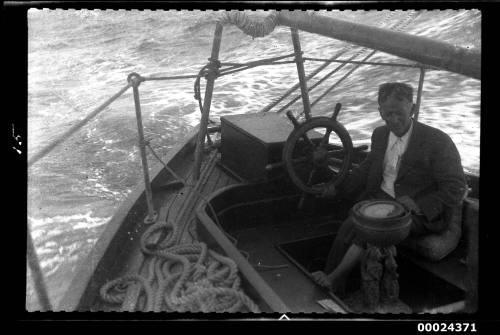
[227,217,347,313]
[91,150,240,311]
[88,146,473,312]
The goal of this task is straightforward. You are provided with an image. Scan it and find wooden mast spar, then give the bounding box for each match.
[276,11,480,80]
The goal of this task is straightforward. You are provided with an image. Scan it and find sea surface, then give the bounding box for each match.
[27,9,481,310]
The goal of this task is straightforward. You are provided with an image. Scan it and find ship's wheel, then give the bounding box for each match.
[282,103,353,195]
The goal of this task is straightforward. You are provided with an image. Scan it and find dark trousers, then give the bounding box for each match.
[324,190,430,274]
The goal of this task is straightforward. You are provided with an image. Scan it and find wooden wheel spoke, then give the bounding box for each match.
[327,156,345,165]
[299,132,316,149]
[321,127,333,146]
[327,166,340,175]
[305,168,317,186]
[295,140,315,156]
[326,148,346,155]
[291,155,310,167]
[283,116,353,195]
[316,164,338,177]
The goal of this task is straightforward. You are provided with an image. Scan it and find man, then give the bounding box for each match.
[312,82,467,292]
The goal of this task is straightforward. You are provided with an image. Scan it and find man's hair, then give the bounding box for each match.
[378,82,413,104]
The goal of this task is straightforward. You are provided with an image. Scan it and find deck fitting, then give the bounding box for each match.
[144,211,158,225]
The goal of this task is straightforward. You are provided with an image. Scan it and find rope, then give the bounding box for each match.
[193,53,296,120]
[100,156,260,312]
[217,11,280,38]
[144,136,253,263]
[95,10,415,313]
[99,274,154,311]
[101,221,260,312]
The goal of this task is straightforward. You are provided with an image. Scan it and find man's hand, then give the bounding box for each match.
[312,271,333,288]
[396,195,422,215]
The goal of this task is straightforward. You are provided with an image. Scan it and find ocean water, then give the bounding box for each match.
[27,9,481,310]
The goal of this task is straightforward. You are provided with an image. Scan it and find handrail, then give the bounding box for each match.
[277,49,371,115]
[300,11,419,116]
[274,11,417,116]
[260,48,350,113]
[28,83,132,168]
[143,74,200,81]
[303,57,437,70]
[310,49,379,109]
[128,73,158,224]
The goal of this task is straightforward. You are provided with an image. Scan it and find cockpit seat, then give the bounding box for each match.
[400,205,463,261]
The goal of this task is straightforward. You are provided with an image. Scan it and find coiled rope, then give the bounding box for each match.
[216,11,279,38]
[100,218,260,312]
[98,11,418,313]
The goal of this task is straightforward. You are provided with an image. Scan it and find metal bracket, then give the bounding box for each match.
[127,72,145,87]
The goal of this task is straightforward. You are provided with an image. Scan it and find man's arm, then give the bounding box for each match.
[414,132,467,225]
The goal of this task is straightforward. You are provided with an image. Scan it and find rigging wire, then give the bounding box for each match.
[295,10,419,119]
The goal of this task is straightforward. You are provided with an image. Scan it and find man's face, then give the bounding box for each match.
[378,94,414,137]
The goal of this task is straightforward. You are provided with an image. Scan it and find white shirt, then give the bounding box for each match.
[380,120,414,198]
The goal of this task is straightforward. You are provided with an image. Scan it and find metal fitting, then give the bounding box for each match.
[144,211,158,225]
[127,72,145,87]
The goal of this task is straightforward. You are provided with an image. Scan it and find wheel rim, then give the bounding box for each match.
[282,117,353,195]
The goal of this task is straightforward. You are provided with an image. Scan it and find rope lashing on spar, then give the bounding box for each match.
[216,11,279,38]
[194,57,221,122]
[193,53,296,119]
[100,218,260,312]
[192,10,288,121]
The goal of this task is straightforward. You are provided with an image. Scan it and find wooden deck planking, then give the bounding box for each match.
[184,156,239,243]
[91,152,196,310]
[92,149,241,311]
[228,218,342,313]
[132,151,232,310]
[214,162,239,190]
